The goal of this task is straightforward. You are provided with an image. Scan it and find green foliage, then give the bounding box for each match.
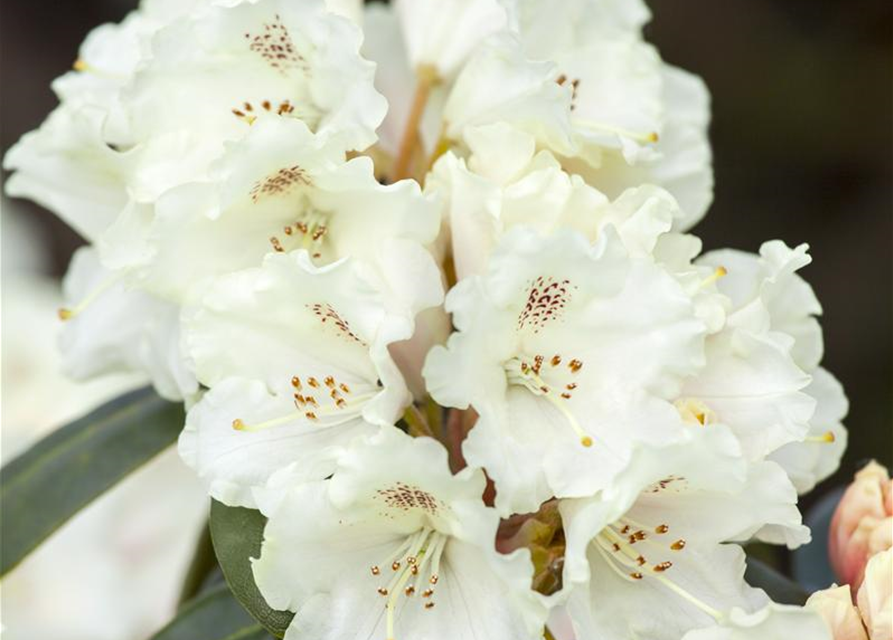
[745,555,809,605]
[209,500,294,638]
[0,387,184,576]
[150,583,270,640]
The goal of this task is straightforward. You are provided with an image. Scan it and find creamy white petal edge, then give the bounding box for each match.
[252,428,549,640]
[680,605,832,640]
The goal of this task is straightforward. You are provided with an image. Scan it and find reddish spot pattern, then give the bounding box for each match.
[376,483,442,515]
[244,14,307,75]
[518,276,574,333]
[308,303,366,345]
[251,165,310,203]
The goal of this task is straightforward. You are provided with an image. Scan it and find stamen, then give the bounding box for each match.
[806,431,836,444]
[232,391,375,431]
[699,266,728,288]
[58,271,125,321]
[571,116,660,144]
[505,357,593,447]
[596,522,721,621]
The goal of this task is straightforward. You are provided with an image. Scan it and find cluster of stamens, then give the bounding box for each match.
[232,99,296,125]
[369,528,447,639]
[231,373,372,432]
[506,353,591,447]
[269,210,330,260]
[593,513,723,620]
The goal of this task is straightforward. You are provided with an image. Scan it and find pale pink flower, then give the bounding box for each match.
[857,549,892,640]
[806,585,869,640]
[830,461,893,590]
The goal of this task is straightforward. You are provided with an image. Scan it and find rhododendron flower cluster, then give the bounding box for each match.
[5,0,861,638]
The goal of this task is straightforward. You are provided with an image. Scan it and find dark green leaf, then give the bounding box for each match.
[1,387,184,576]
[150,583,270,640]
[745,556,809,605]
[209,500,294,638]
[179,520,220,605]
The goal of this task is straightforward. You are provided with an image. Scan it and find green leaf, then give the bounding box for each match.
[150,583,270,640]
[209,499,294,638]
[179,521,220,605]
[745,556,809,605]
[0,387,184,576]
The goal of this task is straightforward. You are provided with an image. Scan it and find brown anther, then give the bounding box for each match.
[410,565,419,575]
[339,383,351,394]
[630,572,643,580]
[391,561,401,571]
[556,74,567,85]
[621,525,631,534]
[336,398,347,409]
[520,362,529,373]
[429,575,439,585]
[540,386,550,394]
[405,586,415,596]
[671,539,686,551]
[291,376,301,389]
[561,392,572,399]
[407,557,417,565]
[262,100,272,110]
[324,376,335,388]
[654,562,673,572]
[636,556,646,566]
[377,587,389,596]
[284,226,293,235]
[232,419,246,431]
[422,589,434,598]
[305,396,319,408]
[371,566,380,576]
[569,359,583,373]
[612,543,621,552]
[270,237,284,252]
[305,411,317,420]
[308,377,319,388]
[425,602,436,609]
[634,531,646,540]
[655,524,669,534]
[550,355,562,366]
[566,383,577,390]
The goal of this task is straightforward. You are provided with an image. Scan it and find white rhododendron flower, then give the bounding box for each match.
[4,0,861,638]
[559,427,807,640]
[252,428,549,640]
[180,250,438,507]
[107,117,440,304]
[424,228,706,513]
[60,247,197,401]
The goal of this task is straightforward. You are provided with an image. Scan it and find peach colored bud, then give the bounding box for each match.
[857,549,892,640]
[806,585,869,640]
[830,461,893,591]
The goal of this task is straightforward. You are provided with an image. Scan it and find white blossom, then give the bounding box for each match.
[559,427,808,640]
[424,227,707,514]
[252,427,549,640]
[179,250,437,507]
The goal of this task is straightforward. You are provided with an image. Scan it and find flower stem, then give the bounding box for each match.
[392,65,438,182]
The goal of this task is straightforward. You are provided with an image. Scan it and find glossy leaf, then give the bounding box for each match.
[150,583,270,640]
[1,387,184,576]
[745,556,809,605]
[209,500,294,638]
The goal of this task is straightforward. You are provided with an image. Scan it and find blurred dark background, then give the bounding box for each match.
[2,0,891,490]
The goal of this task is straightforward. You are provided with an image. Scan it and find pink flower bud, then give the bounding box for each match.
[806,585,869,640]
[830,461,893,591]
[856,549,892,640]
